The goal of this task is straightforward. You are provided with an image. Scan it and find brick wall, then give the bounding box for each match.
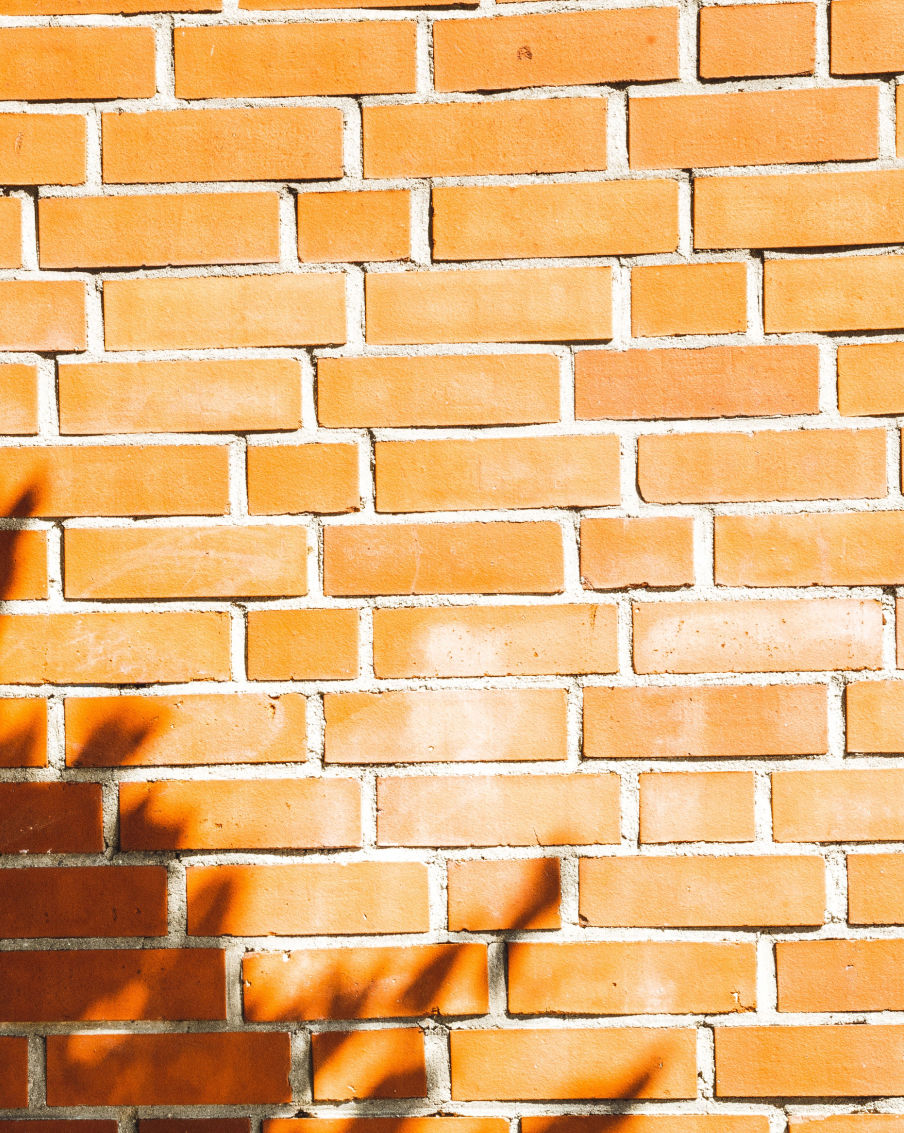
[0,0,903,1129]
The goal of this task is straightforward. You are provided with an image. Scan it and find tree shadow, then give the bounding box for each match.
[0,482,670,1120]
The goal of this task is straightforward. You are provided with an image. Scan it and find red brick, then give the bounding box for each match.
[244,943,488,1020]
[376,774,619,847]
[312,1030,426,1100]
[448,858,561,931]
[579,855,825,926]
[0,27,155,100]
[174,23,416,98]
[633,599,882,674]
[120,779,361,850]
[583,685,827,758]
[66,693,306,767]
[575,345,819,420]
[0,699,47,768]
[715,1025,904,1096]
[0,866,167,938]
[324,522,564,596]
[103,107,342,184]
[248,444,359,514]
[376,435,619,511]
[246,609,359,681]
[46,1033,291,1105]
[317,354,560,428]
[0,949,225,1022]
[323,688,567,763]
[0,612,230,684]
[58,359,302,435]
[451,1029,697,1100]
[433,8,677,90]
[373,604,616,677]
[508,941,756,1014]
[64,525,307,600]
[187,862,429,936]
[0,1038,27,1108]
[0,783,102,853]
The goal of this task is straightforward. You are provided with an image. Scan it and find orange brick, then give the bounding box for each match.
[696,169,904,250]
[175,23,414,97]
[838,342,904,415]
[0,28,155,100]
[451,1029,697,1100]
[849,853,904,923]
[765,254,904,332]
[103,107,342,184]
[298,191,410,263]
[580,516,694,589]
[433,181,678,261]
[715,1025,904,1096]
[580,855,825,927]
[524,1119,768,1133]
[0,445,228,517]
[0,612,230,684]
[632,263,747,337]
[64,526,307,599]
[104,274,345,350]
[376,435,619,511]
[120,779,360,850]
[584,684,827,758]
[0,1038,27,1108]
[508,941,756,1014]
[187,862,428,935]
[46,1033,290,1106]
[324,522,563,596]
[248,444,359,514]
[0,281,84,351]
[0,364,39,435]
[639,771,755,843]
[317,354,560,428]
[312,1030,426,1101]
[0,783,101,853]
[630,87,878,168]
[448,858,561,931]
[0,949,225,1022]
[777,939,904,1011]
[376,773,619,847]
[323,688,567,763]
[0,698,47,768]
[0,0,217,9]
[39,193,279,270]
[366,267,611,345]
[790,1120,904,1133]
[0,114,85,185]
[373,604,616,676]
[773,768,904,841]
[246,610,359,681]
[576,344,819,420]
[0,198,20,268]
[639,429,885,502]
[66,693,306,767]
[717,512,904,586]
[831,0,904,73]
[699,3,815,77]
[265,1123,503,1133]
[363,99,606,177]
[633,599,882,674]
[244,944,488,1020]
[0,865,167,938]
[0,530,46,599]
[433,8,677,90]
[59,359,302,434]
[847,680,904,752]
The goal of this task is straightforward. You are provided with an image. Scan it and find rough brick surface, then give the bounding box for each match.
[0,0,902,1125]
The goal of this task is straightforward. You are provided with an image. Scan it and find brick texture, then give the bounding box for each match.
[0,0,900,1126]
